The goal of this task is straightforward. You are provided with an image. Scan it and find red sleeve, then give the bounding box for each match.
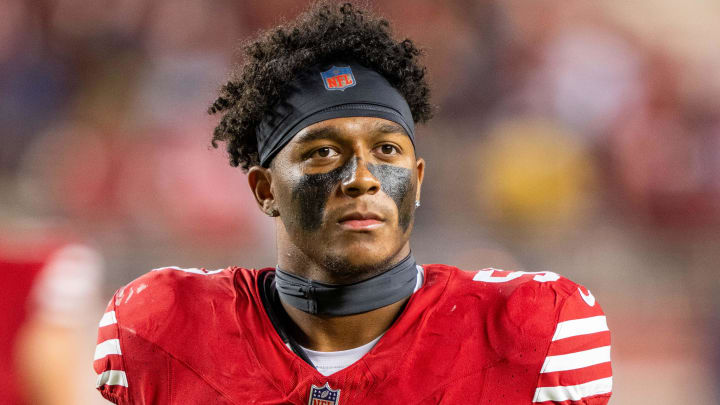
[93,278,172,404]
[93,292,129,404]
[532,285,612,405]
[94,269,192,404]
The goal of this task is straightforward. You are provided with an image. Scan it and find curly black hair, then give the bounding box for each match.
[208,1,433,171]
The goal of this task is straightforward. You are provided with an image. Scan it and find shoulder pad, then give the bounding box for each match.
[94,266,239,403]
[471,269,584,363]
[112,266,234,336]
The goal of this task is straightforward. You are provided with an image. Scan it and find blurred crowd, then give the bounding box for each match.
[1,1,719,403]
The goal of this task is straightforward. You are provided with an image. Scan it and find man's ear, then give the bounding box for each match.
[415,157,425,203]
[247,166,278,217]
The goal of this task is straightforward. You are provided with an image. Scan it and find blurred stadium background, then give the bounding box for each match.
[2,0,719,403]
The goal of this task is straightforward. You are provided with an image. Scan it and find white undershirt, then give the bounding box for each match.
[301,334,384,376]
[297,265,425,376]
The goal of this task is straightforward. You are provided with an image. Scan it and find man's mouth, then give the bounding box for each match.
[337,212,384,230]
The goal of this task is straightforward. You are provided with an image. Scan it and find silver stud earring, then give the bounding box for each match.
[415,200,421,208]
[266,208,279,217]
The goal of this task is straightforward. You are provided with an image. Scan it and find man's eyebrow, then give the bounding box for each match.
[294,127,341,144]
[373,122,407,136]
[295,121,408,144]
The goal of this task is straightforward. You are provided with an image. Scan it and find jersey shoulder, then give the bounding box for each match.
[93,265,257,404]
[427,265,607,359]
[466,267,606,328]
[433,265,612,404]
[444,266,604,319]
[112,266,240,334]
[426,264,589,309]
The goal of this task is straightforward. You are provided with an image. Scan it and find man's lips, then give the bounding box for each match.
[337,212,384,230]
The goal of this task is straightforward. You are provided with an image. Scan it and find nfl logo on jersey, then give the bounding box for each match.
[308,383,341,405]
[320,66,356,91]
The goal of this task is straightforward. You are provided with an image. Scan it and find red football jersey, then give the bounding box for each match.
[2,237,102,405]
[0,247,47,405]
[94,265,612,404]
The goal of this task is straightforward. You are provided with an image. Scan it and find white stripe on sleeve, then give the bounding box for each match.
[96,370,128,388]
[98,311,117,327]
[541,346,611,373]
[551,316,608,341]
[533,377,612,402]
[94,339,122,361]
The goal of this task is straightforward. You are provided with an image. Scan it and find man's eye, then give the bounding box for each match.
[378,144,399,155]
[311,147,338,158]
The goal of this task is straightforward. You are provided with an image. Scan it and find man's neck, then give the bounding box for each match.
[275,230,412,284]
[273,241,414,350]
[280,296,409,351]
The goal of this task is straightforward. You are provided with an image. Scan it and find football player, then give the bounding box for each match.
[94,2,612,404]
[1,225,103,405]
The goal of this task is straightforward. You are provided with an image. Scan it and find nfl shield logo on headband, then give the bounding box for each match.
[308,382,341,405]
[320,66,356,91]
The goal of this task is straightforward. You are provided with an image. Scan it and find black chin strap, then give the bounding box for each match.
[274,254,418,316]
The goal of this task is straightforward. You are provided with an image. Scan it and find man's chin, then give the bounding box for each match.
[319,245,399,283]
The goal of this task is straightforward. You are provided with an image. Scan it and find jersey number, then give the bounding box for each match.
[473,269,560,283]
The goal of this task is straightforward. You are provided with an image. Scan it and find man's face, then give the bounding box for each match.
[258,116,424,280]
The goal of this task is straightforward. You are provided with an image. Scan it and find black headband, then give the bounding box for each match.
[256,61,415,166]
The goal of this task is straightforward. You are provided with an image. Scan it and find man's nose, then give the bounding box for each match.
[341,157,381,197]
